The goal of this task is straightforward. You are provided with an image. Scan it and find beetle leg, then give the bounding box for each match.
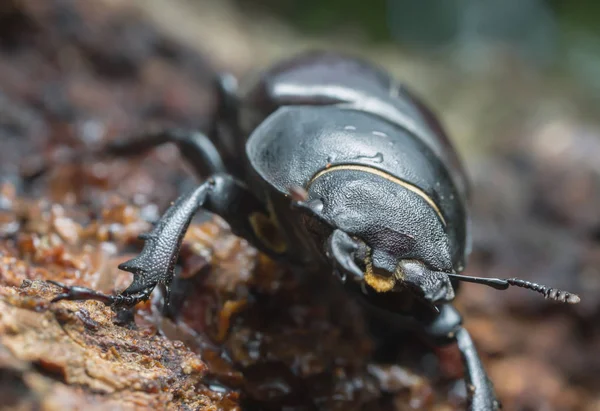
[455,327,501,411]
[212,72,240,133]
[47,280,153,307]
[49,174,282,309]
[22,127,227,185]
[103,127,226,177]
[103,73,242,178]
[206,72,244,166]
[423,305,500,411]
[22,72,239,183]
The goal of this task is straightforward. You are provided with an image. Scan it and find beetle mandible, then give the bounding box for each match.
[48,51,580,410]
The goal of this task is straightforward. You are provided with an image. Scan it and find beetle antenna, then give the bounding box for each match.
[447,273,581,304]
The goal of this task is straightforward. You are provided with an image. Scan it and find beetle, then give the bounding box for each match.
[47,50,580,410]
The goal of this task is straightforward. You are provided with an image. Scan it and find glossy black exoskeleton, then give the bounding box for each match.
[47,51,580,410]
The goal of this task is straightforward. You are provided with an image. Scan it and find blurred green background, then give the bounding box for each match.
[231,0,600,99]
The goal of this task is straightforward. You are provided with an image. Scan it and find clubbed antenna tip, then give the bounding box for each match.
[447,273,581,305]
[506,278,581,304]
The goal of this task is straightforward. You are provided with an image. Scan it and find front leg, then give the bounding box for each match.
[49,174,283,309]
[423,305,500,411]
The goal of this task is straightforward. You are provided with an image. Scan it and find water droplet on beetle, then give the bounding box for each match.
[355,152,383,163]
[344,125,356,131]
[372,131,388,138]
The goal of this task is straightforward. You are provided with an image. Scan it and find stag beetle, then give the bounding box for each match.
[47,51,580,410]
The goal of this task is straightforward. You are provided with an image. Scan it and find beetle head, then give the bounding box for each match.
[295,171,459,310]
[314,225,456,319]
[327,229,457,309]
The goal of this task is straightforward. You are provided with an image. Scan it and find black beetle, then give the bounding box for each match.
[47,51,580,410]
